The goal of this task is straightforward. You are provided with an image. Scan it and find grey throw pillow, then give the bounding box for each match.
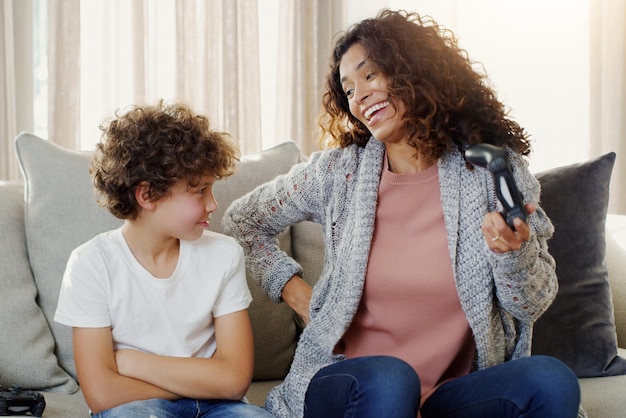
[15,133,123,379]
[0,182,77,392]
[532,152,626,377]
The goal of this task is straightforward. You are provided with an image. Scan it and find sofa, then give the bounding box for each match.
[1,132,625,417]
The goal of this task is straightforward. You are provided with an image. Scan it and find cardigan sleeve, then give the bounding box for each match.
[222,149,338,302]
[487,152,558,323]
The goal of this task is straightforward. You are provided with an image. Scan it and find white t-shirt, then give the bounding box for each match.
[54,227,252,359]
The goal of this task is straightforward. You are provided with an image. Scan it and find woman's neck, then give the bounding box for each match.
[386,144,435,174]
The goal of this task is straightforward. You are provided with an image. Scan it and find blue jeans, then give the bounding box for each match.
[304,355,580,418]
[92,398,274,418]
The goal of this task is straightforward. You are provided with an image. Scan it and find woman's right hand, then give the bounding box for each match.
[281,275,313,324]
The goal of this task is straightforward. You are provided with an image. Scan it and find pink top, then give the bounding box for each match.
[340,157,475,404]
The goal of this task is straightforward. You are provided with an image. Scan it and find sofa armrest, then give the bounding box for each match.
[606,214,626,348]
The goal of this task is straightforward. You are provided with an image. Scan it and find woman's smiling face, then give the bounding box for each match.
[339,43,407,145]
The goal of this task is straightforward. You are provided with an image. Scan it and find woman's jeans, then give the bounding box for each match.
[304,355,580,418]
[92,398,274,418]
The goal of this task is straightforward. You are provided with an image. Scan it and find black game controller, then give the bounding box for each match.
[0,385,45,417]
[464,143,528,230]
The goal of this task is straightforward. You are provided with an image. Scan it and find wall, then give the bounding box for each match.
[344,0,590,173]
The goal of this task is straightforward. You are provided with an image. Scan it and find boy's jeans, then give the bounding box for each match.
[92,398,274,418]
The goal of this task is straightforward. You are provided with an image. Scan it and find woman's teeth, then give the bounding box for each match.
[364,101,389,120]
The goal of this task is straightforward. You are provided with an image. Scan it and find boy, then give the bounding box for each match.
[54,101,273,418]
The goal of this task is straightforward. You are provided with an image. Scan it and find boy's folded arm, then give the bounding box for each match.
[73,327,179,414]
[114,309,255,401]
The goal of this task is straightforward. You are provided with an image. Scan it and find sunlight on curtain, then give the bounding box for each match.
[0,0,19,181]
[48,0,80,149]
[33,0,48,139]
[80,0,177,149]
[274,0,344,155]
[175,0,261,155]
[78,0,261,154]
[6,0,626,209]
[258,0,279,150]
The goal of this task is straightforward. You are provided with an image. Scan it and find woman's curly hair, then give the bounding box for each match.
[91,100,239,220]
[319,9,531,161]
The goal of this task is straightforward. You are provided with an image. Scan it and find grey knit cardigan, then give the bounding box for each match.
[223,138,561,418]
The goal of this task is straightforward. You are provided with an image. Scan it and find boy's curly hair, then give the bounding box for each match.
[319,9,531,161]
[91,100,239,220]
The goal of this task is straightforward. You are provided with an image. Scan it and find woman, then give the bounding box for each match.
[223,9,582,418]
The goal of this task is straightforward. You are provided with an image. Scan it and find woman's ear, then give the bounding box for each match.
[135,181,156,211]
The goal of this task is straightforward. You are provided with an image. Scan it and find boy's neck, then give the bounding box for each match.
[121,221,180,279]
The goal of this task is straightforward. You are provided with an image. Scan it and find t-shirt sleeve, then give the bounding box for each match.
[54,247,111,328]
[212,243,252,318]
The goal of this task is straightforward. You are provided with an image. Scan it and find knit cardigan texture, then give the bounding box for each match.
[223,138,561,417]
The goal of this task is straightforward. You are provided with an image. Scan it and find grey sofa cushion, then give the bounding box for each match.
[606,215,626,347]
[30,389,89,418]
[532,153,626,377]
[15,133,123,379]
[0,181,77,392]
[15,133,301,382]
[579,348,626,418]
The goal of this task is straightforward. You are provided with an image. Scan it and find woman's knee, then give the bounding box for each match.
[305,356,421,418]
[521,356,579,389]
[318,356,420,395]
[360,356,421,396]
[517,355,580,415]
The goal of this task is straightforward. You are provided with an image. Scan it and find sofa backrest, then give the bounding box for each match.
[6,132,625,390]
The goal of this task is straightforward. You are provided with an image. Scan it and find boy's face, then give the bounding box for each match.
[153,175,218,241]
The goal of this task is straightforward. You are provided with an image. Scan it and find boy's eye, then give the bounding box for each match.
[366,72,375,80]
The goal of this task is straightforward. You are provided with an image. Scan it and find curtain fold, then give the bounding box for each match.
[177,0,261,155]
[590,0,626,214]
[0,0,19,181]
[174,0,261,155]
[67,0,261,154]
[47,0,81,150]
[14,0,625,200]
[274,0,344,155]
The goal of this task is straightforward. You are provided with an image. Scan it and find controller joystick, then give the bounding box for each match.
[464,143,528,230]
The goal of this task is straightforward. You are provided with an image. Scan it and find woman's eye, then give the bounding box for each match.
[345,88,354,97]
[366,72,376,80]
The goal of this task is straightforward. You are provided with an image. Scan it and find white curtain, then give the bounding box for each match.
[0,0,19,181]
[274,0,344,155]
[46,0,261,154]
[590,0,626,214]
[174,0,262,155]
[9,0,625,195]
[48,0,81,150]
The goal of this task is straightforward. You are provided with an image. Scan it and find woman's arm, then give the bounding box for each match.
[73,327,179,414]
[114,309,254,401]
[485,154,558,322]
[223,150,334,303]
[282,275,313,324]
